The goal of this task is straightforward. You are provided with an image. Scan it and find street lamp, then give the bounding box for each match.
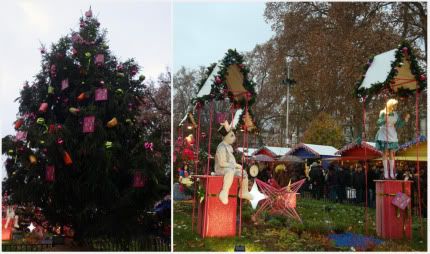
[282,56,295,147]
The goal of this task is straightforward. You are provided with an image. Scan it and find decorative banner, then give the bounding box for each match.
[45,165,55,182]
[83,115,95,133]
[61,79,69,91]
[95,88,108,101]
[39,103,49,112]
[16,131,27,141]
[216,112,229,124]
[133,171,146,188]
[95,54,104,66]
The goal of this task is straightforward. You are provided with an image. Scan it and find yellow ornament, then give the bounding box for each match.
[29,155,37,164]
[106,117,118,128]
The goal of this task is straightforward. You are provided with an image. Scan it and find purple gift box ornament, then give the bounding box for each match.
[95,88,108,101]
[16,131,28,141]
[392,192,411,210]
[83,115,95,133]
[95,54,104,67]
[61,79,69,91]
[45,165,55,182]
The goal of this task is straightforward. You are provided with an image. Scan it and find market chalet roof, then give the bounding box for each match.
[287,143,339,157]
[359,49,397,90]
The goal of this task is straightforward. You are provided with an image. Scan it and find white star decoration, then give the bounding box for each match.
[28,222,35,232]
[249,181,267,210]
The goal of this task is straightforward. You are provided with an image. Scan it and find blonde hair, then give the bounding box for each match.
[380,99,398,115]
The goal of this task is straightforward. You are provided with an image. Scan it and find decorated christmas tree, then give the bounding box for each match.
[2,8,170,242]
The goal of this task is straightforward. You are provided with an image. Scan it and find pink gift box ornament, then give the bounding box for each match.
[133,171,146,188]
[39,102,49,112]
[216,112,228,124]
[392,192,411,210]
[61,79,69,90]
[95,88,108,101]
[83,115,95,133]
[45,165,55,182]
[95,54,104,66]
[16,131,27,141]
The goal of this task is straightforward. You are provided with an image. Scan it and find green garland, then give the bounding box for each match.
[191,49,257,131]
[355,41,427,99]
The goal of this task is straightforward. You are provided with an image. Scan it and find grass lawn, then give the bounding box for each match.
[173,198,427,251]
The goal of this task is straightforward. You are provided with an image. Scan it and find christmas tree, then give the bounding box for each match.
[2,8,170,242]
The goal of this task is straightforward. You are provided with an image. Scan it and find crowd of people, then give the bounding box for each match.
[303,161,427,216]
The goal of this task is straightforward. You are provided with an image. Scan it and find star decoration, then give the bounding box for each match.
[249,181,267,209]
[28,222,35,232]
[253,178,306,222]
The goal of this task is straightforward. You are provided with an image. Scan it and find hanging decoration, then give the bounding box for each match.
[144,142,154,151]
[61,79,69,91]
[15,131,27,141]
[252,178,306,222]
[45,165,55,182]
[95,54,104,66]
[106,117,118,128]
[83,115,96,133]
[133,171,146,188]
[77,92,88,101]
[95,88,108,101]
[69,107,80,115]
[63,151,73,165]
[14,119,24,130]
[29,155,37,165]
[39,102,49,113]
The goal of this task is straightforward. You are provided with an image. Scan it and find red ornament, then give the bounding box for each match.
[57,138,64,145]
[130,65,138,76]
[419,74,426,81]
[83,115,95,133]
[133,171,146,188]
[50,64,57,78]
[72,48,78,56]
[63,151,73,165]
[252,178,306,223]
[95,88,108,101]
[14,119,24,129]
[45,165,55,182]
[85,9,92,18]
[402,47,409,55]
[238,63,245,69]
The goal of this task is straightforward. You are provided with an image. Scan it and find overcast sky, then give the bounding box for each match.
[173,2,273,71]
[0,0,171,138]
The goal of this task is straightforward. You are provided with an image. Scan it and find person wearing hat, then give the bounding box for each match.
[215,121,253,205]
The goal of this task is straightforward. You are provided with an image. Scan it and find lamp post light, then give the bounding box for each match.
[282,56,295,147]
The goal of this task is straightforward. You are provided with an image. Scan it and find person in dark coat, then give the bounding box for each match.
[309,161,324,200]
[336,165,348,203]
[367,165,378,208]
[353,165,365,204]
[327,165,338,202]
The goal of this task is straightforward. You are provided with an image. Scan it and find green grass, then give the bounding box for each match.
[173,198,427,251]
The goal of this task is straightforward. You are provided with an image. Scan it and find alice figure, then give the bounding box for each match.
[215,121,253,205]
[375,99,410,179]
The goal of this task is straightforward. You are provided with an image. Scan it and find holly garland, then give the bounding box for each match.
[355,41,427,99]
[191,49,257,131]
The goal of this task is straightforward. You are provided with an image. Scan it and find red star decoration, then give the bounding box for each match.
[253,178,306,223]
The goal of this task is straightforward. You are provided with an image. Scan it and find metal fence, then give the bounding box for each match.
[2,243,53,252]
[85,237,171,251]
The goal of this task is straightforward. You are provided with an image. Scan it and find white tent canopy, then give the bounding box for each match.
[359,49,397,90]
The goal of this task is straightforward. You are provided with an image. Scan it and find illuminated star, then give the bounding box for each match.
[249,181,267,210]
[253,178,306,222]
[28,222,35,232]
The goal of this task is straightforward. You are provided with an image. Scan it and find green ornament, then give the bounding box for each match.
[105,141,113,149]
[85,52,91,58]
[117,72,125,78]
[40,140,45,144]
[36,118,45,125]
[139,75,146,81]
[48,86,54,94]
[115,89,124,95]
[125,119,132,124]
[8,149,14,155]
